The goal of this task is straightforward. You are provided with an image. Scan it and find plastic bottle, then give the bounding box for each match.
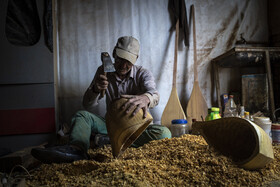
[205,108,212,121]
[211,107,221,120]
[244,111,250,120]
[206,107,222,121]
[170,119,188,137]
[253,117,272,142]
[223,95,237,117]
[240,106,245,118]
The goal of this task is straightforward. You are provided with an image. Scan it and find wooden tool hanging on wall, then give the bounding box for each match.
[161,20,186,128]
[186,5,208,125]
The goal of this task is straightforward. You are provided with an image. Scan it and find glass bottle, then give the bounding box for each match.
[240,106,245,118]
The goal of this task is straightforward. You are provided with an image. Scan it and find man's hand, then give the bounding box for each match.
[121,94,150,118]
[94,74,109,93]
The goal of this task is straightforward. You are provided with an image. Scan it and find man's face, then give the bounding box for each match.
[114,57,133,76]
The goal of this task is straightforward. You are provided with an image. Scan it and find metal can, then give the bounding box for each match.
[272,123,280,144]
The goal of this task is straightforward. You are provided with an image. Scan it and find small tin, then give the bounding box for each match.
[272,123,280,144]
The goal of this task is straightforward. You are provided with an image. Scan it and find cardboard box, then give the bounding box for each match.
[220,93,228,113]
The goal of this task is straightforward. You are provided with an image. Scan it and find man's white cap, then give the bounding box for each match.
[114,36,140,64]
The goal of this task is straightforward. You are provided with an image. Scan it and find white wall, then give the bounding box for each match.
[57,0,268,124]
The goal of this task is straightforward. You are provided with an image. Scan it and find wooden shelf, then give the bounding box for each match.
[212,47,280,121]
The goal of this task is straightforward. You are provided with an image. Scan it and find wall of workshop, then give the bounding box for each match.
[57,0,268,125]
[0,0,55,153]
[268,0,280,46]
[268,0,280,111]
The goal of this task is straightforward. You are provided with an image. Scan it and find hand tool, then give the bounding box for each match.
[100,52,115,98]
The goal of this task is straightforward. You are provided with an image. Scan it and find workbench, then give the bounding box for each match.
[211,46,280,121]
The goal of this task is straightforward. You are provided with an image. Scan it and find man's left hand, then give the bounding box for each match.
[121,94,150,118]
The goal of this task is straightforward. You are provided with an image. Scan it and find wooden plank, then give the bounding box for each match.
[265,50,276,121]
[213,62,221,109]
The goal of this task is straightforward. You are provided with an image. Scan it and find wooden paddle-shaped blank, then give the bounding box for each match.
[186,5,208,125]
[161,20,186,128]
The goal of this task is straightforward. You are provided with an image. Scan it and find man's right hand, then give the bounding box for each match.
[94,74,109,93]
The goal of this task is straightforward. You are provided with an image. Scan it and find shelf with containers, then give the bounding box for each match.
[211,46,280,121]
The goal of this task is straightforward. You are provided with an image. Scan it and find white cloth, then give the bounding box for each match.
[56,0,268,124]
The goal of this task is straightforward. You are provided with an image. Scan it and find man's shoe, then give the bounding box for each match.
[31,145,88,164]
[94,134,110,148]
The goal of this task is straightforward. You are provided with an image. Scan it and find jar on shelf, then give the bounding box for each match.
[170,119,188,137]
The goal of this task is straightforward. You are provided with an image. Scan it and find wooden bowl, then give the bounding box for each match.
[105,98,153,158]
[192,117,274,170]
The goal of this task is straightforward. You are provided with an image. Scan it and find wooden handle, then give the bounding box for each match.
[191,5,198,82]
[100,72,107,98]
[173,20,179,87]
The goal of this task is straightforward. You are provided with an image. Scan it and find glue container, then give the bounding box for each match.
[170,119,188,137]
[253,117,272,142]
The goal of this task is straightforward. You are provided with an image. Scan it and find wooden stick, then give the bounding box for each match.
[173,20,179,88]
[192,5,198,82]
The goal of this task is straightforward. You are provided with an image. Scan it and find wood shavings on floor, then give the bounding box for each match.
[26,134,280,186]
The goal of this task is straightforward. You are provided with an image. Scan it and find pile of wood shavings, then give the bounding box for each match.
[26,134,280,186]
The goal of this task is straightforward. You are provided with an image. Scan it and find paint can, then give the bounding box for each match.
[271,123,280,144]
